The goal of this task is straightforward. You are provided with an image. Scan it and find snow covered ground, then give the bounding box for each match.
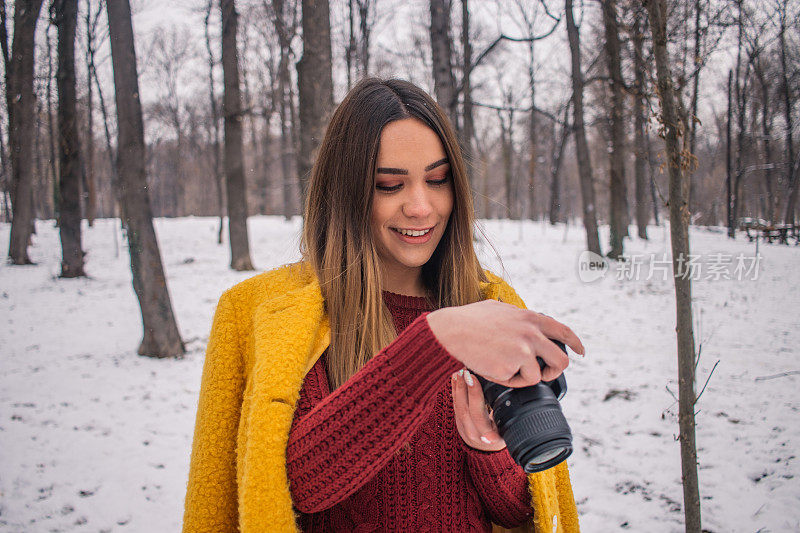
[1,216,798,532]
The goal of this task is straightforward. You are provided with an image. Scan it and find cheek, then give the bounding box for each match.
[441,189,455,219]
[370,199,387,235]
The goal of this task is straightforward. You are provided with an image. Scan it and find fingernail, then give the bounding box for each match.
[464,370,474,387]
[480,435,492,444]
[458,369,464,376]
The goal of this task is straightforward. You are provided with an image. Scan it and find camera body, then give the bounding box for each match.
[475,340,573,473]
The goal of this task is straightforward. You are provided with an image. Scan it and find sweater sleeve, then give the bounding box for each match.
[287,313,463,513]
[183,292,246,533]
[465,447,533,528]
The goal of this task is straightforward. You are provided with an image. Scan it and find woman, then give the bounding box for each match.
[183,78,583,533]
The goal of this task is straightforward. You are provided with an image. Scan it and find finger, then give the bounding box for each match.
[503,368,539,388]
[464,370,495,438]
[451,374,469,437]
[532,335,570,382]
[530,312,585,355]
[452,371,481,443]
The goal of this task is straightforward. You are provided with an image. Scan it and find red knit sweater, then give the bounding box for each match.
[287,291,532,531]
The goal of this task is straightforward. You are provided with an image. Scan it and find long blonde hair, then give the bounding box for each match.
[300,78,487,390]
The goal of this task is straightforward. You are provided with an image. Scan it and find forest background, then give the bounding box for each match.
[1,0,799,531]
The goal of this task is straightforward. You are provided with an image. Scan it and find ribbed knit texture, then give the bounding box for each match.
[287,291,533,531]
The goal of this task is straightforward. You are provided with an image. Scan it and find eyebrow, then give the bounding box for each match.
[376,158,449,175]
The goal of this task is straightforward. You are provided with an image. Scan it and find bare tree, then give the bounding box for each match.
[106,0,185,357]
[779,0,798,224]
[204,0,225,243]
[84,0,103,226]
[144,25,197,217]
[221,0,254,270]
[6,0,45,265]
[429,0,458,130]
[45,18,58,220]
[565,0,601,255]
[86,3,119,223]
[631,8,650,240]
[726,68,734,236]
[497,104,514,219]
[644,1,701,530]
[548,103,570,225]
[753,53,776,222]
[0,0,12,222]
[268,0,300,219]
[54,0,85,277]
[297,0,333,202]
[355,0,372,75]
[602,0,629,259]
[460,0,474,179]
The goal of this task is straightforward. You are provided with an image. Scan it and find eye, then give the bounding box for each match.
[375,183,402,192]
[428,175,451,186]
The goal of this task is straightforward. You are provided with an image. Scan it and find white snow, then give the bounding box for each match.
[1,216,798,532]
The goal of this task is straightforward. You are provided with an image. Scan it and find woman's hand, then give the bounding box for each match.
[427,299,584,387]
[451,369,505,451]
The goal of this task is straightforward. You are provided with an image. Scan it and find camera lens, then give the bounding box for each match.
[476,341,573,473]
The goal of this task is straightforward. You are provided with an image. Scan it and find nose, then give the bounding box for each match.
[401,183,434,219]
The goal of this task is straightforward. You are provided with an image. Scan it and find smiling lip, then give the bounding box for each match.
[391,225,435,243]
[392,226,434,231]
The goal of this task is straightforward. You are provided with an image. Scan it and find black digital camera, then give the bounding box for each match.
[476,340,573,473]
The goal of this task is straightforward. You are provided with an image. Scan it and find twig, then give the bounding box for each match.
[665,384,678,402]
[694,359,719,404]
[754,370,800,382]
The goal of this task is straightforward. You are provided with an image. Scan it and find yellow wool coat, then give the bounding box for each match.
[183,262,580,533]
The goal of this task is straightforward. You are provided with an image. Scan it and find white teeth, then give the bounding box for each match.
[396,227,431,237]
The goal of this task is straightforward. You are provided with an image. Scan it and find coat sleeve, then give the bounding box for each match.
[183,291,246,533]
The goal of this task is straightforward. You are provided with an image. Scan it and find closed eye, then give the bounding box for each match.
[375,175,451,193]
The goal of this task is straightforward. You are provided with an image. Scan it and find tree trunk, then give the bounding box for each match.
[55,0,85,277]
[548,104,570,225]
[687,0,702,213]
[272,0,297,220]
[565,0,600,255]
[221,0,254,270]
[0,0,9,222]
[732,1,749,235]
[46,22,59,221]
[84,1,97,226]
[632,12,649,239]
[779,1,797,225]
[346,0,355,88]
[357,0,370,75]
[106,0,184,358]
[461,0,475,188]
[726,70,734,237]
[527,39,537,221]
[499,111,514,219]
[645,2,701,531]
[297,0,333,205]
[89,33,120,222]
[203,0,225,244]
[754,62,775,223]
[6,0,44,265]
[602,0,629,259]
[429,0,459,131]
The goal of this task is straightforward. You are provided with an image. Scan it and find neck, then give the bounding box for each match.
[380,268,427,297]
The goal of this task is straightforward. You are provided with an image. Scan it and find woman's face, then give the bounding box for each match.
[370,118,454,293]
